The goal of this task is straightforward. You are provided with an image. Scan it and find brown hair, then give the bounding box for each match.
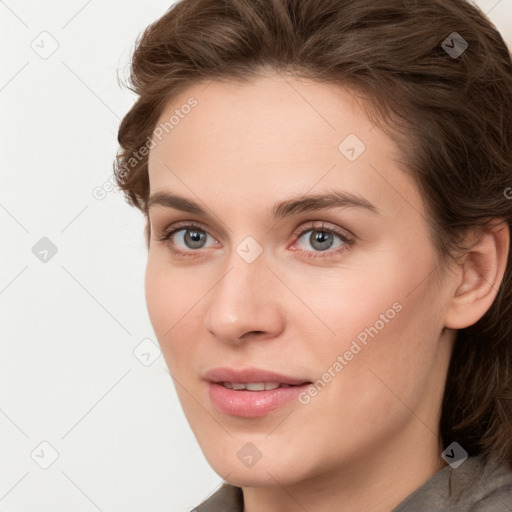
[114,0,512,468]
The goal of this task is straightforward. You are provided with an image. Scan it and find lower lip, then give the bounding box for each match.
[208,382,311,417]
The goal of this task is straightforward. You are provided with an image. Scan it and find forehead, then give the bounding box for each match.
[147,72,423,221]
[149,73,376,166]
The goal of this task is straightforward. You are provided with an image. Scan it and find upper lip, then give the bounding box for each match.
[204,367,311,385]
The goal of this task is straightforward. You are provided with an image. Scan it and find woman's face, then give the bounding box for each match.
[145,72,456,487]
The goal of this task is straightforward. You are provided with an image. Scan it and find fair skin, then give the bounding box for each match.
[144,71,509,512]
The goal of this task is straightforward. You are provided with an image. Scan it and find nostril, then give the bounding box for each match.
[240,331,266,340]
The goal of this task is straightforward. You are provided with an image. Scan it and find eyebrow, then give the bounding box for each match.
[147,190,380,221]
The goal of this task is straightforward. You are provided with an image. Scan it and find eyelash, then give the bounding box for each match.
[157,221,354,260]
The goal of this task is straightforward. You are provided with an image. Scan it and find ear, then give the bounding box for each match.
[444,219,510,330]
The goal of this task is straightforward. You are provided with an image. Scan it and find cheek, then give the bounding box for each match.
[282,252,417,350]
[288,286,444,456]
[144,256,202,368]
[294,240,443,396]
[145,257,171,337]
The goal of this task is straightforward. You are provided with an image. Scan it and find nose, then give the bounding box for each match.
[203,252,285,345]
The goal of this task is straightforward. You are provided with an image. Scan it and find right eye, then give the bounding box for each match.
[159,223,220,257]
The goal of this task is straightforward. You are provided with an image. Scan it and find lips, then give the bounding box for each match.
[203,367,313,417]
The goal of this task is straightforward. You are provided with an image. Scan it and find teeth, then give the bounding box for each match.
[221,382,282,391]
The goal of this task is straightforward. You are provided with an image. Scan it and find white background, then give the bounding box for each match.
[1,1,511,511]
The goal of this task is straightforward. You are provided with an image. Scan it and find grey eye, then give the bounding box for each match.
[308,231,335,251]
[176,228,209,249]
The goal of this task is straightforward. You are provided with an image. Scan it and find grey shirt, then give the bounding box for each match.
[194,454,512,511]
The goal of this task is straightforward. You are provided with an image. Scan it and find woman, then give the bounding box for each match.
[114,0,512,510]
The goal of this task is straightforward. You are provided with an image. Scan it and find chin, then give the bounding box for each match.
[221,468,297,488]
[205,452,310,488]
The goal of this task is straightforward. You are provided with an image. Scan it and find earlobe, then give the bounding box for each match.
[444,220,510,330]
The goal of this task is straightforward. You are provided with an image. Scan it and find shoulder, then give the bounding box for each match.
[458,454,512,512]
[392,454,512,512]
[193,482,243,512]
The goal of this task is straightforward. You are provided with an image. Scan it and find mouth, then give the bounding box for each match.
[203,367,313,417]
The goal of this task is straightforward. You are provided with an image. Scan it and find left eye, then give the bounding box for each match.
[295,227,350,253]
